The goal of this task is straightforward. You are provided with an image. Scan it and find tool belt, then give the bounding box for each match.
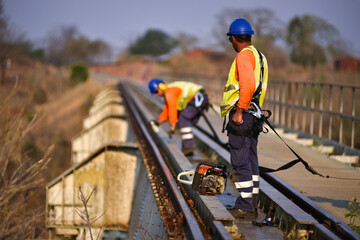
[225,102,269,138]
[226,113,265,138]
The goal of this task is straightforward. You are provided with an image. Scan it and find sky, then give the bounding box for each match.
[3,0,360,57]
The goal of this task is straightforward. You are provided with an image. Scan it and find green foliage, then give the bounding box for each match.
[70,62,89,86]
[129,29,177,57]
[287,15,340,66]
[345,198,360,234]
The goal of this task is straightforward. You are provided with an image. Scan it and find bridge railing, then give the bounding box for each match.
[263,80,360,150]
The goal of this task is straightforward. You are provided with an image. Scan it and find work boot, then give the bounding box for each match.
[228,208,257,220]
[182,147,196,156]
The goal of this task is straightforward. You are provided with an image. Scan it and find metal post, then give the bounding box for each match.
[281,81,286,126]
[310,83,315,135]
[339,86,344,144]
[62,177,65,225]
[351,87,355,148]
[288,82,292,128]
[329,85,333,140]
[73,169,76,224]
[275,81,280,124]
[295,82,299,130]
[302,83,307,133]
[319,84,324,138]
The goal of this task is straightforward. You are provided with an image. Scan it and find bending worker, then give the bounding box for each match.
[220,18,268,219]
[148,78,209,156]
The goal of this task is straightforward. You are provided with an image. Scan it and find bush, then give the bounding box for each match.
[70,62,89,86]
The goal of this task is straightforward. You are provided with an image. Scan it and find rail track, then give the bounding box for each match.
[119,81,360,240]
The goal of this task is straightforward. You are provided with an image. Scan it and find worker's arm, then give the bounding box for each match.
[158,104,169,124]
[158,87,181,129]
[232,50,256,125]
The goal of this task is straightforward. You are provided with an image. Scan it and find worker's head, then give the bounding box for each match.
[227,18,253,51]
[148,78,166,96]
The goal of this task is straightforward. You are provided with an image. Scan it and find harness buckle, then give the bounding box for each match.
[245,102,262,119]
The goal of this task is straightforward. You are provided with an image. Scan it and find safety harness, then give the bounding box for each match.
[222,49,265,136]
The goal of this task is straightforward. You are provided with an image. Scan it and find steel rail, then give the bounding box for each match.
[119,83,206,240]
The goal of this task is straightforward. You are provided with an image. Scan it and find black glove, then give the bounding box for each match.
[167,129,175,139]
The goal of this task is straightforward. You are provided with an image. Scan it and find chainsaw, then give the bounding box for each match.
[177,162,228,195]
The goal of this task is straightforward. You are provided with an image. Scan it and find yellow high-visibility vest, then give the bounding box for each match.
[220,45,268,117]
[168,81,202,110]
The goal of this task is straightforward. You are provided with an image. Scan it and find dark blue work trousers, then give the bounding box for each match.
[227,110,260,212]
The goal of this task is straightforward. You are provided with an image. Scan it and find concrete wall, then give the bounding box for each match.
[47,146,139,231]
[72,117,130,164]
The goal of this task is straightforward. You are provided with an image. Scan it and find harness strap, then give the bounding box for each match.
[252,49,264,103]
[260,112,325,178]
[222,115,227,133]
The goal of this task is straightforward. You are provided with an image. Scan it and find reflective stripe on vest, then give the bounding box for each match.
[167,81,202,110]
[220,45,268,117]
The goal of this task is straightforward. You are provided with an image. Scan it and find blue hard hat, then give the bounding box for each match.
[148,78,164,94]
[227,18,254,36]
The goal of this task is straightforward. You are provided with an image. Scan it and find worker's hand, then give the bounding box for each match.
[167,129,175,139]
[232,108,244,125]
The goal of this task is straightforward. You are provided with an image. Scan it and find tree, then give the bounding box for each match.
[286,15,340,66]
[128,29,177,58]
[88,39,111,63]
[45,25,111,66]
[0,0,35,84]
[174,32,198,54]
[46,25,79,66]
[213,8,285,52]
[213,8,288,67]
[0,0,12,84]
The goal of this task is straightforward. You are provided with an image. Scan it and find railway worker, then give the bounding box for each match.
[220,18,269,219]
[148,78,209,156]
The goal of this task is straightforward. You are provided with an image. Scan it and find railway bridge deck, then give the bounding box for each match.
[46,77,360,239]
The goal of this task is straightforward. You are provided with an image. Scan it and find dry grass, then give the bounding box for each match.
[0,60,103,239]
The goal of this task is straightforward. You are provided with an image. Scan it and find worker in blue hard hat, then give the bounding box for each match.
[148,78,210,156]
[220,18,269,219]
